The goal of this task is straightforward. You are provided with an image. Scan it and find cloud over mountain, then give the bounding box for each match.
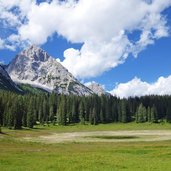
[0,0,171,78]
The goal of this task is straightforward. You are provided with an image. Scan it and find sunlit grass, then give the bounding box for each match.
[1,123,171,171]
[1,138,171,171]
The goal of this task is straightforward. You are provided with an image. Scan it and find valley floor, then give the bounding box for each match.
[1,123,171,171]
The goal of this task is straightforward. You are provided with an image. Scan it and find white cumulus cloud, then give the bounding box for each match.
[111,76,171,98]
[0,0,171,78]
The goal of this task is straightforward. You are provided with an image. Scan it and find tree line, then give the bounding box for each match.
[0,90,171,129]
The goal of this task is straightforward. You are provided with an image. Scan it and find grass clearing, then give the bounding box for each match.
[1,123,171,170]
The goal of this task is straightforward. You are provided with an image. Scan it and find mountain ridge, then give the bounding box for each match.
[6,45,93,96]
[86,82,110,96]
[0,64,22,93]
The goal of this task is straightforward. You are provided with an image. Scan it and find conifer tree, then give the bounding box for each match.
[92,107,97,125]
[151,105,158,123]
[57,96,67,125]
[27,99,35,128]
[79,101,85,124]
[43,98,48,123]
[136,103,146,123]
[100,108,105,123]
[166,104,171,123]
[7,108,14,129]
[120,100,128,123]
[49,105,54,122]
[147,106,151,122]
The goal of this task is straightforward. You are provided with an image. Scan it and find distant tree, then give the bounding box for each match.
[0,99,3,132]
[57,96,67,125]
[79,101,85,124]
[166,104,171,123]
[100,108,105,123]
[27,99,35,128]
[43,98,48,123]
[136,103,147,123]
[147,106,151,122]
[151,105,158,123]
[7,108,13,129]
[38,104,43,124]
[120,100,128,123]
[49,105,54,122]
[92,107,97,125]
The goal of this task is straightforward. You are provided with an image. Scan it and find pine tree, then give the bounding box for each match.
[49,105,54,122]
[92,107,97,125]
[79,101,85,125]
[120,100,128,123]
[147,106,151,122]
[166,104,171,123]
[27,99,34,128]
[7,108,14,129]
[100,108,105,123]
[0,99,3,132]
[38,104,43,124]
[151,105,158,123]
[136,103,146,123]
[43,98,48,123]
[57,96,67,125]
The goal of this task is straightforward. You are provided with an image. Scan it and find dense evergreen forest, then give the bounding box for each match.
[0,90,171,129]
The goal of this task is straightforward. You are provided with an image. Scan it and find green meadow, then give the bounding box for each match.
[1,123,171,171]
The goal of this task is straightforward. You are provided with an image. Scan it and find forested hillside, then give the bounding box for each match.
[0,91,171,129]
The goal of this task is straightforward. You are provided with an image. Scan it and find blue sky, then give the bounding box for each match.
[0,0,171,97]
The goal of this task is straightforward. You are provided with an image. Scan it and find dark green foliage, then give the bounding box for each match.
[19,84,48,94]
[27,99,35,128]
[0,90,171,129]
[166,101,171,123]
[150,105,158,123]
[57,96,67,125]
[136,103,147,123]
[79,100,85,124]
[147,107,151,122]
[0,73,22,94]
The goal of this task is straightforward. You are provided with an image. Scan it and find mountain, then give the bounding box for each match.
[6,45,93,95]
[18,83,48,94]
[0,64,22,93]
[87,83,104,95]
[86,82,108,95]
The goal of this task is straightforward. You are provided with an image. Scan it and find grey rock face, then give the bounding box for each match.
[87,82,110,96]
[7,45,93,95]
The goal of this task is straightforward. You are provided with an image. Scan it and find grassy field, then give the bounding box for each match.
[1,123,171,171]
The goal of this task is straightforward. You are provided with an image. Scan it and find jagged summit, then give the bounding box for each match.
[87,82,110,96]
[87,82,106,95]
[6,45,93,95]
[20,45,50,62]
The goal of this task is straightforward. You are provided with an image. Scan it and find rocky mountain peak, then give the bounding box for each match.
[20,45,50,62]
[6,45,93,95]
[86,82,108,95]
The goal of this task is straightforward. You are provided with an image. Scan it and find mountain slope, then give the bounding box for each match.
[86,82,111,96]
[86,82,106,95]
[0,64,22,93]
[18,84,48,94]
[7,45,93,95]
